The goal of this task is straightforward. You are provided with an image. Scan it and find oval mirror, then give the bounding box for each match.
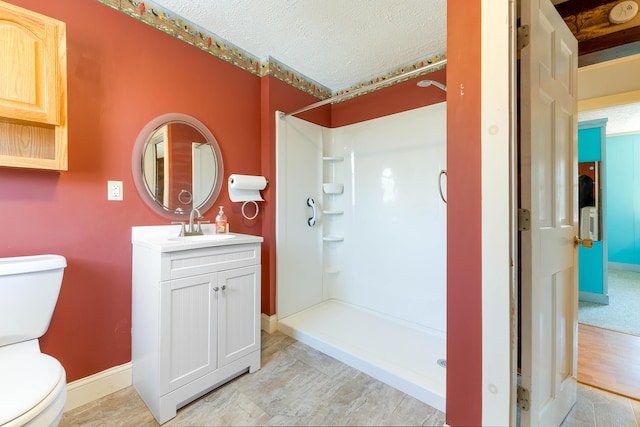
[132,113,224,220]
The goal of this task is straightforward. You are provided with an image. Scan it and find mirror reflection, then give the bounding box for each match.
[132,113,224,220]
[579,161,601,241]
[142,122,216,213]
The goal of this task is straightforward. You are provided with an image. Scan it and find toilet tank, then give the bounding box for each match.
[0,255,66,347]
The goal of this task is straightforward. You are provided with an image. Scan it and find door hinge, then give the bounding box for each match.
[517,385,530,411]
[517,25,530,50]
[518,208,531,231]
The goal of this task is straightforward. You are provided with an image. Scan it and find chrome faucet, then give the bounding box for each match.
[186,208,204,236]
[172,208,208,237]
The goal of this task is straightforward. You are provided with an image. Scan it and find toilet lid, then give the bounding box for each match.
[0,352,64,425]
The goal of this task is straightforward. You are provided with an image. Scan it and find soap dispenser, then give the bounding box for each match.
[215,206,228,234]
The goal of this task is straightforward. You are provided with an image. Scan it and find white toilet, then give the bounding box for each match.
[0,255,67,427]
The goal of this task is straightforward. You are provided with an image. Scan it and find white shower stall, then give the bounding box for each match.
[275,102,447,411]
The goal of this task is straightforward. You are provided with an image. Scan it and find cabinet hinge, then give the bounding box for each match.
[517,25,530,50]
[518,208,531,231]
[517,385,530,411]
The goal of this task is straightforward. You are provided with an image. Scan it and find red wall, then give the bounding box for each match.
[0,0,262,382]
[2,3,484,423]
[331,69,446,127]
[446,0,483,425]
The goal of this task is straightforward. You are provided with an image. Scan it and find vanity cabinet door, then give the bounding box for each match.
[217,265,260,368]
[160,273,218,394]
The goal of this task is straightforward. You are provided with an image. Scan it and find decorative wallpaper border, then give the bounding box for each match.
[266,57,332,99]
[97,0,267,74]
[334,51,447,97]
[96,0,445,101]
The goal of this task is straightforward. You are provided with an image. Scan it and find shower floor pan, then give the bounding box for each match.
[277,299,446,412]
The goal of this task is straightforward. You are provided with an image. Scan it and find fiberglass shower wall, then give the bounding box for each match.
[276,103,447,334]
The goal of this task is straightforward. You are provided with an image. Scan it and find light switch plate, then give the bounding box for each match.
[108,180,123,201]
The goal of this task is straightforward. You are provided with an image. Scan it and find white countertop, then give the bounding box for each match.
[132,225,263,252]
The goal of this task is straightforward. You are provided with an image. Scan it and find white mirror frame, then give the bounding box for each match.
[131,113,224,220]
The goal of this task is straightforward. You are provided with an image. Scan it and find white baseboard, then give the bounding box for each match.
[64,362,132,412]
[261,313,278,333]
[608,262,640,272]
[579,290,609,305]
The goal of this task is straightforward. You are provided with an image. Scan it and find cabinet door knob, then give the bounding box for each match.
[221,285,226,291]
[213,286,219,292]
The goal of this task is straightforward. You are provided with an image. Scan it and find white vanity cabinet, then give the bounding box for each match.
[131,227,262,424]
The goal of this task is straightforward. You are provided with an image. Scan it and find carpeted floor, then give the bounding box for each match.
[579,268,640,336]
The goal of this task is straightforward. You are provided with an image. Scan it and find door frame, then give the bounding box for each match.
[478,0,517,425]
[577,119,609,305]
[466,0,579,424]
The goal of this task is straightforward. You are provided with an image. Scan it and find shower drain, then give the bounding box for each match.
[437,359,447,368]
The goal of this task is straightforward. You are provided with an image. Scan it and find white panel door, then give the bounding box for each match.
[218,265,260,367]
[520,0,579,425]
[192,142,215,208]
[160,274,217,394]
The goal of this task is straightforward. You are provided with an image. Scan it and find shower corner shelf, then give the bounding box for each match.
[323,210,344,215]
[324,268,340,274]
[322,235,344,242]
[323,183,344,194]
[322,156,344,162]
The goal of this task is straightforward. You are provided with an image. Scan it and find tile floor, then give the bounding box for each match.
[60,331,639,427]
[60,331,445,426]
[561,384,640,427]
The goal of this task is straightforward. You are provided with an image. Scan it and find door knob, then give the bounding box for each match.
[574,236,593,249]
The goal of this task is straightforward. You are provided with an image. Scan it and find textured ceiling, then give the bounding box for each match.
[579,102,640,135]
[136,0,639,136]
[150,0,447,91]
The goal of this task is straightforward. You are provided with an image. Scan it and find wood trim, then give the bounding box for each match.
[579,27,640,56]
[554,0,640,65]
[554,0,617,18]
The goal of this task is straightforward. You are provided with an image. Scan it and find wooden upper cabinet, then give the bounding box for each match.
[0,1,67,171]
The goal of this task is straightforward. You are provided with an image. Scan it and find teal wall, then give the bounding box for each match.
[606,133,640,266]
[578,123,605,298]
[579,127,603,162]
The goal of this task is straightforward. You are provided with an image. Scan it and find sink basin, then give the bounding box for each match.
[132,227,263,252]
[168,234,236,242]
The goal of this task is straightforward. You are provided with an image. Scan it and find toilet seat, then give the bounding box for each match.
[0,349,66,426]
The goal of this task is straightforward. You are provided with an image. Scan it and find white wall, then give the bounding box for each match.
[276,104,447,334]
[329,103,447,333]
[578,54,640,111]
